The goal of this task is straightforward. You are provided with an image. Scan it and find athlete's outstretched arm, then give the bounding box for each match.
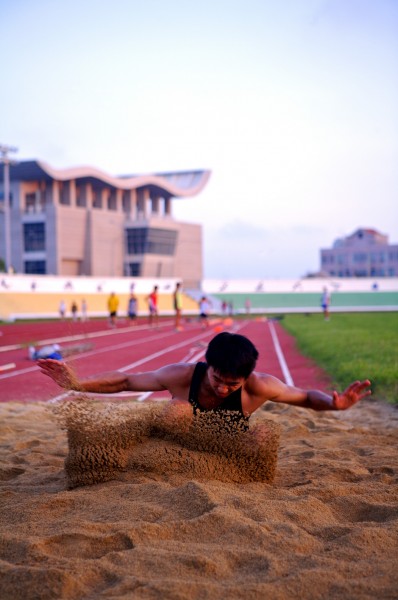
[38,359,169,394]
[247,374,371,413]
[271,378,372,411]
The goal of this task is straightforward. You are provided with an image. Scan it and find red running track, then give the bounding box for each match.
[0,318,331,403]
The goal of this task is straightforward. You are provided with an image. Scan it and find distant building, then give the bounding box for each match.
[0,160,211,288]
[320,228,398,277]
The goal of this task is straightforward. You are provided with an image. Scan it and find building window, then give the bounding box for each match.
[92,188,102,208]
[127,262,141,276]
[24,223,46,252]
[25,193,36,212]
[122,191,131,214]
[59,182,70,205]
[136,190,146,217]
[24,260,46,274]
[370,252,378,263]
[107,190,117,211]
[126,227,177,256]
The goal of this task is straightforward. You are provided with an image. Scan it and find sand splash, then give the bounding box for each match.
[53,398,280,488]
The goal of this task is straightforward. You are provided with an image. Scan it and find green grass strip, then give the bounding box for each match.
[280,313,398,403]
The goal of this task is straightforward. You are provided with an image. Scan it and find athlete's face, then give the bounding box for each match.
[207,367,245,398]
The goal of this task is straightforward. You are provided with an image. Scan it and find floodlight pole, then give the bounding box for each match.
[0,144,18,272]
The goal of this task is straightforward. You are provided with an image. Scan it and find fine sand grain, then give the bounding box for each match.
[0,397,397,600]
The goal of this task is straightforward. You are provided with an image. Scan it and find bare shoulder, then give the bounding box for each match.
[242,371,301,415]
[245,371,310,409]
[156,362,195,384]
[245,371,286,399]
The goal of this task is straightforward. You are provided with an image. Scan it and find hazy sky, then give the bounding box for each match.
[1,0,397,279]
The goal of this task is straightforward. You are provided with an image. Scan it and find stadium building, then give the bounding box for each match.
[320,228,398,278]
[0,160,211,289]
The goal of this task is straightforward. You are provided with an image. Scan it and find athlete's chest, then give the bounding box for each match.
[196,381,245,411]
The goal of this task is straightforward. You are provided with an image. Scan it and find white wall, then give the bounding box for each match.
[202,278,398,293]
[0,274,180,294]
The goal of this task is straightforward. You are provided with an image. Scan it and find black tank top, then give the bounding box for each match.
[188,362,249,431]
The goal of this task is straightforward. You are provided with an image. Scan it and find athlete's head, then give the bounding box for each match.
[205,332,259,379]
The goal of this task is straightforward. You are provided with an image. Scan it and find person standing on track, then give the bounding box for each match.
[107,292,119,328]
[173,282,183,331]
[321,287,331,321]
[81,299,88,322]
[147,285,159,327]
[39,332,371,433]
[199,296,211,328]
[127,292,138,324]
[59,299,66,320]
[71,301,78,322]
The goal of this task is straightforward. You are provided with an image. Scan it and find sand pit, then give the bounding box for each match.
[0,398,397,599]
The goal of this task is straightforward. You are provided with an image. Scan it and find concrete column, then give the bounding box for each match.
[143,188,151,218]
[39,181,46,211]
[130,189,137,220]
[116,188,122,212]
[35,189,41,212]
[52,179,59,206]
[165,197,172,216]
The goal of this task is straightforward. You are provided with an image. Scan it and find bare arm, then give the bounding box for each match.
[271,379,372,411]
[245,373,371,413]
[38,359,179,394]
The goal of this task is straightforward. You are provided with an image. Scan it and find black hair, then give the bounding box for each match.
[205,332,259,379]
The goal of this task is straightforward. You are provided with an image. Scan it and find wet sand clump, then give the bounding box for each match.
[56,399,280,488]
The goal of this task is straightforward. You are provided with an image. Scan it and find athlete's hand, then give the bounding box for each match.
[332,380,371,410]
[38,359,80,390]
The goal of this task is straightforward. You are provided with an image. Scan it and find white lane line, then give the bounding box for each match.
[0,364,40,380]
[47,391,72,404]
[0,362,16,372]
[0,320,174,353]
[268,319,294,386]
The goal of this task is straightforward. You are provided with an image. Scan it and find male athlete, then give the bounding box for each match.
[39,331,371,425]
